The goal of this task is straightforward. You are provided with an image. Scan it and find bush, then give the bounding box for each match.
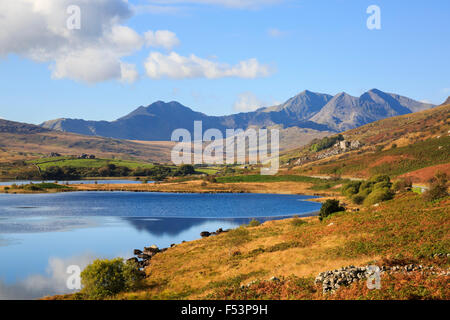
[247,219,261,227]
[364,188,394,205]
[343,175,395,206]
[369,175,391,184]
[290,217,307,227]
[174,164,196,176]
[319,199,345,221]
[393,178,412,192]
[351,194,366,205]
[341,181,361,197]
[310,134,344,152]
[81,258,144,299]
[423,172,448,202]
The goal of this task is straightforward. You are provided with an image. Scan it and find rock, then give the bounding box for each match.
[134,249,143,255]
[200,231,211,237]
[127,257,138,263]
[170,243,176,247]
[142,259,151,267]
[143,245,159,254]
[269,276,280,282]
[137,253,152,260]
[216,228,224,234]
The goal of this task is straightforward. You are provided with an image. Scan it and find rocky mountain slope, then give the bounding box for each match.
[40,89,434,141]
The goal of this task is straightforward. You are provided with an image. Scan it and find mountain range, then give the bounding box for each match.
[40,89,434,141]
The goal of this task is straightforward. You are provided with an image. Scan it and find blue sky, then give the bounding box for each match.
[0,0,449,124]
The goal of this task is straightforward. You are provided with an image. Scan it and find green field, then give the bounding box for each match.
[30,157,156,170]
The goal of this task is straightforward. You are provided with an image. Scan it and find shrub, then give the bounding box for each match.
[319,199,345,221]
[226,227,251,248]
[369,175,391,184]
[364,188,394,205]
[290,217,307,227]
[373,180,392,190]
[247,219,261,227]
[343,175,394,206]
[81,258,144,299]
[351,194,365,205]
[173,164,196,176]
[423,172,448,202]
[341,181,361,197]
[393,178,413,192]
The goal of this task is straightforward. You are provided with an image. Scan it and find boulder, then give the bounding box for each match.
[137,253,152,260]
[200,231,211,237]
[134,249,143,255]
[127,257,138,264]
[143,245,160,255]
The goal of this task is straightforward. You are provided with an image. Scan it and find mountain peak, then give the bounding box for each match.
[39,89,436,141]
[262,90,333,120]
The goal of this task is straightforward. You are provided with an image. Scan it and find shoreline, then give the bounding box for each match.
[0,179,339,200]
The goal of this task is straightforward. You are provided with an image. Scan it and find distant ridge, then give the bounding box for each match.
[40,89,435,141]
[440,96,450,106]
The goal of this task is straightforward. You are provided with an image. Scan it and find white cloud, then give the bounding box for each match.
[120,63,140,83]
[0,0,142,83]
[0,0,179,84]
[145,52,273,79]
[233,92,266,112]
[267,28,285,38]
[0,0,274,83]
[146,0,283,9]
[144,30,180,50]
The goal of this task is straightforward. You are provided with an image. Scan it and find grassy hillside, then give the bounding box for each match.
[298,136,449,181]
[126,193,449,300]
[0,119,175,164]
[49,191,448,300]
[282,104,450,183]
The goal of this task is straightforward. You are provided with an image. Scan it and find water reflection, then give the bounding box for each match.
[0,192,320,299]
[122,216,296,237]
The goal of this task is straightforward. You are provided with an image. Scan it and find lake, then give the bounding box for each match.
[0,192,321,299]
[0,180,147,186]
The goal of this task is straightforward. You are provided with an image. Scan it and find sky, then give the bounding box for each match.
[0,0,449,124]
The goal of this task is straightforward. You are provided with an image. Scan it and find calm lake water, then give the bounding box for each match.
[0,192,320,299]
[0,180,146,186]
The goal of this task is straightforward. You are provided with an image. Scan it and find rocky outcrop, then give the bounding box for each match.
[130,245,162,269]
[315,264,450,294]
[291,139,362,166]
[200,228,229,238]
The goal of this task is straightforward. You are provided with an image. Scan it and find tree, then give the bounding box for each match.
[319,199,345,221]
[423,172,448,201]
[81,258,144,299]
